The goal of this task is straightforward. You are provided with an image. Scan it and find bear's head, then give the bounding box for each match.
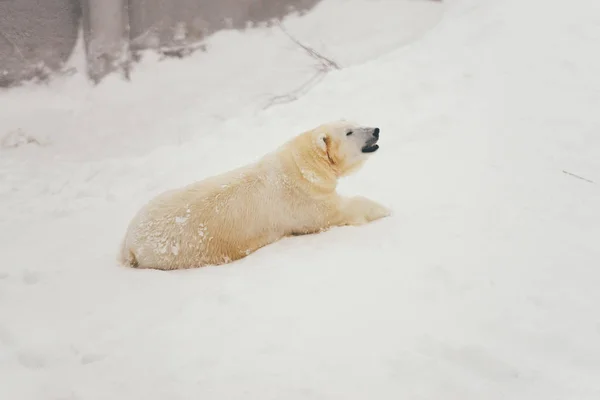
[312,120,381,177]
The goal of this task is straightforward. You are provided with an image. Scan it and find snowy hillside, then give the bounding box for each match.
[1,0,600,399]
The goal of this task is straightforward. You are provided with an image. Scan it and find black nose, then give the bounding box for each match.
[373,127,380,138]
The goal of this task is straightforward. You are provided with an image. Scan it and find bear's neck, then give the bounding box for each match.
[288,144,337,194]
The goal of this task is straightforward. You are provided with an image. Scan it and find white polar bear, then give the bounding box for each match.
[119,120,391,270]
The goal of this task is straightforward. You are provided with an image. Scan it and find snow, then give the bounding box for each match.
[1,0,599,399]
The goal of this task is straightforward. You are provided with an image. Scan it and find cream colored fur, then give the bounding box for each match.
[118,120,391,270]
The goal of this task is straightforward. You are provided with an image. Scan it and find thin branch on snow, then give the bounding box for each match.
[262,71,327,110]
[262,22,341,110]
[276,22,340,70]
[562,170,595,184]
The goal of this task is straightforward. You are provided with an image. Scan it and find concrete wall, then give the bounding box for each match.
[0,0,322,87]
[0,0,81,87]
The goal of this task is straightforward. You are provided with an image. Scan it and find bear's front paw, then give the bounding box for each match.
[342,196,391,225]
[364,201,392,222]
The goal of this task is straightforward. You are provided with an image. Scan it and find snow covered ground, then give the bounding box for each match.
[1,0,599,399]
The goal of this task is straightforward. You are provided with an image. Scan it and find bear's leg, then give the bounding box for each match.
[229,233,283,261]
[333,196,391,226]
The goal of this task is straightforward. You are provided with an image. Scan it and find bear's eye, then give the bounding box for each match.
[346,131,353,136]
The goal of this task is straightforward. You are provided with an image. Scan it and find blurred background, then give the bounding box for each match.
[0,0,330,86]
[0,0,445,88]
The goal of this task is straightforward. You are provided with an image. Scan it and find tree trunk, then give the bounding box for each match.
[81,0,130,83]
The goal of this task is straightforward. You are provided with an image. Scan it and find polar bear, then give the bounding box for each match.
[119,120,391,270]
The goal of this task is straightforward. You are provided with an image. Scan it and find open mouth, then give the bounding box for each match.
[361,138,379,153]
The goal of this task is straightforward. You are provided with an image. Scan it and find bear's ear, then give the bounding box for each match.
[315,131,328,152]
[313,130,337,166]
[321,134,338,166]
